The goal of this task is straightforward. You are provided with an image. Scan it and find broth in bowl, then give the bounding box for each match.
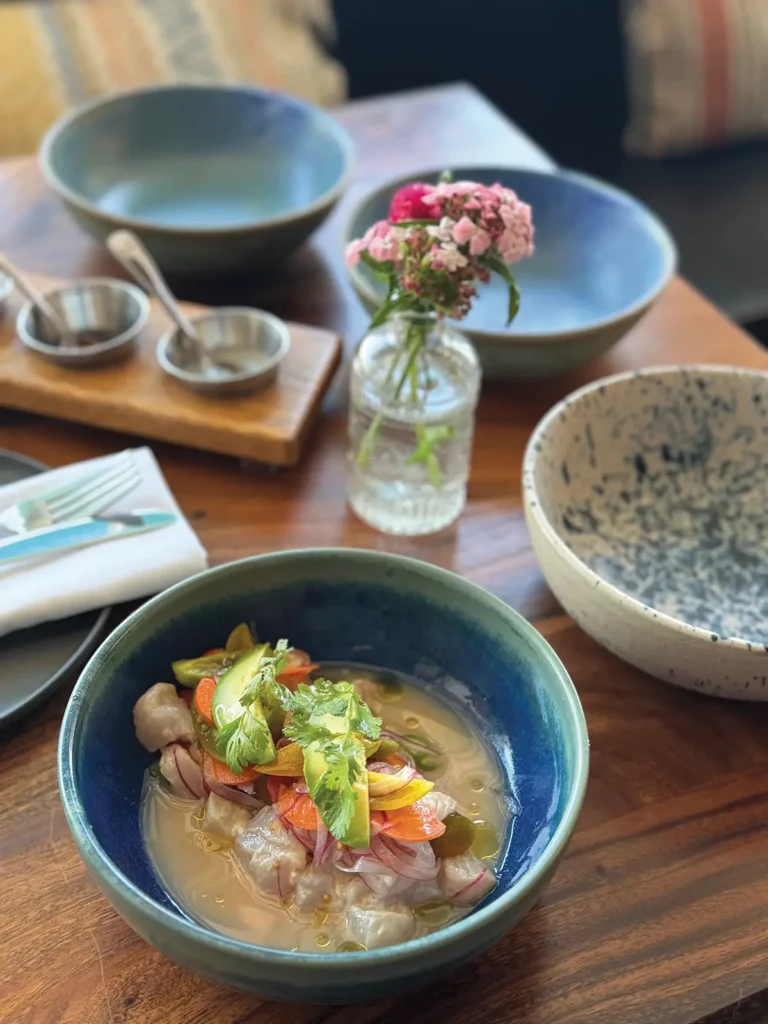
[135,626,511,953]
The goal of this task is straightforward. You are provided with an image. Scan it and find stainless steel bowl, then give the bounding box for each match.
[16,278,149,368]
[0,271,12,317]
[156,307,290,397]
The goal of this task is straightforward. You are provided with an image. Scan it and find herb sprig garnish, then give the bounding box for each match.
[283,680,381,840]
[216,640,292,774]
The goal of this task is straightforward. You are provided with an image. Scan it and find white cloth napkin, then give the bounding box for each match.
[0,447,209,637]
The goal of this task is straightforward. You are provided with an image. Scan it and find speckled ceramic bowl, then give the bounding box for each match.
[524,366,768,699]
[58,550,587,1003]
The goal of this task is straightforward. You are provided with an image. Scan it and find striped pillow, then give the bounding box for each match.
[0,0,346,158]
[624,0,768,156]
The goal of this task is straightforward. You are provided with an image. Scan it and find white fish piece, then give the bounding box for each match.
[345,904,416,950]
[205,792,253,841]
[420,790,458,821]
[293,865,335,912]
[440,854,496,906]
[158,744,204,800]
[235,806,307,897]
[134,683,194,752]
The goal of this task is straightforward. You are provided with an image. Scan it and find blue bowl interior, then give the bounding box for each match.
[349,167,675,336]
[46,86,350,229]
[65,555,583,941]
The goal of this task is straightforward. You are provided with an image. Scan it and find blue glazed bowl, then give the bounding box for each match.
[58,550,588,1003]
[345,167,677,379]
[40,85,353,274]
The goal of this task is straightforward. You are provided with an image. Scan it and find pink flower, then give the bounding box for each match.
[469,228,491,255]
[434,242,468,272]
[368,231,399,263]
[389,183,442,222]
[452,216,477,246]
[345,239,366,268]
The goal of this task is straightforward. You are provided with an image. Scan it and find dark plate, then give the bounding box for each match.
[0,450,110,726]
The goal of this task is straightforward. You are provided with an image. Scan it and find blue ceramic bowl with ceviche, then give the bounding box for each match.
[58,550,588,1003]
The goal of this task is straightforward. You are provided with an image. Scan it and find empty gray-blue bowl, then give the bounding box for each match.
[346,167,677,379]
[58,550,588,1003]
[40,85,353,274]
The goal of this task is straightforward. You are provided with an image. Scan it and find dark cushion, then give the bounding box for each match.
[587,146,768,323]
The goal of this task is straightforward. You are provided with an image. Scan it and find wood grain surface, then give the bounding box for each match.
[2,84,768,1024]
[0,279,341,466]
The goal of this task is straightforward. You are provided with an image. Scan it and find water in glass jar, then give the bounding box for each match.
[347,328,479,536]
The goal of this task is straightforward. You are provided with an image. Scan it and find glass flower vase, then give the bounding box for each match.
[347,311,481,536]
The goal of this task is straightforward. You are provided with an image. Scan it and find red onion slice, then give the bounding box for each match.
[371,835,440,880]
[202,757,262,808]
[313,817,330,866]
[283,820,316,852]
[160,744,205,800]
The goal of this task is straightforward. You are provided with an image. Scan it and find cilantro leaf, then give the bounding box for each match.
[283,680,381,844]
[215,701,273,775]
[215,639,293,774]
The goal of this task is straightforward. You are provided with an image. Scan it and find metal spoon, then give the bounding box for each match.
[106,230,237,376]
[0,252,77,346]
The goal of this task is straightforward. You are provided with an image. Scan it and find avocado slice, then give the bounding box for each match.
[191,704,219,758]
[212,643,269,728]
[212,643,276,764]
[303,735,370,848]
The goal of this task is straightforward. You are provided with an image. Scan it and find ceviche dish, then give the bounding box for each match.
[134,625,509,954]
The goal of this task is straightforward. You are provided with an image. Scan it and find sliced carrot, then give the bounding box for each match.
[382,752,408,769]
[194,677,217,726]
[277,663,319,680]
[202,647,224,656]
[202,751,259,787]
[381,802,446,842]
[279,785,319,830]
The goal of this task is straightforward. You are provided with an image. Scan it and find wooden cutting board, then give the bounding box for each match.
[0,275,342,467]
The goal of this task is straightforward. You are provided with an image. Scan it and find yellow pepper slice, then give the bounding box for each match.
[257,742,304,776]
[370,778,434,811]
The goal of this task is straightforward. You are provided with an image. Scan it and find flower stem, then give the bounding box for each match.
[356,321,428,467]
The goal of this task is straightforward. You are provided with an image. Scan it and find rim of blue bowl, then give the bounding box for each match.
[345,165,678,344]
[39,84,355,237]
[58,549,589,970]
[0,270,12,306]
[523,363,768,656]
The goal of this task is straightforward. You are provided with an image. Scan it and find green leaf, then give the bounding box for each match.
[282,680,381,842]
[405,423,456,488]
[359,250,396,284]
[481,254,521,325]
[215,701,275,774]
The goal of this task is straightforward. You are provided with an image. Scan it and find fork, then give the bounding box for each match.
[0,452,141,538]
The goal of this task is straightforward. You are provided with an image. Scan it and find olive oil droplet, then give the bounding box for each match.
[469,778,485,793]
[315,932,331,948]
[471,821,500,860]
[376,681,404,703]
[311,906,329,928]
[413,901,454,928]
[468,802,480,816]
[404,715,420,729]
[337,941,367,953]
[214,893,225,905]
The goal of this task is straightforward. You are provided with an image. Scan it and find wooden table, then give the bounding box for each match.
[3,84,768,1024]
